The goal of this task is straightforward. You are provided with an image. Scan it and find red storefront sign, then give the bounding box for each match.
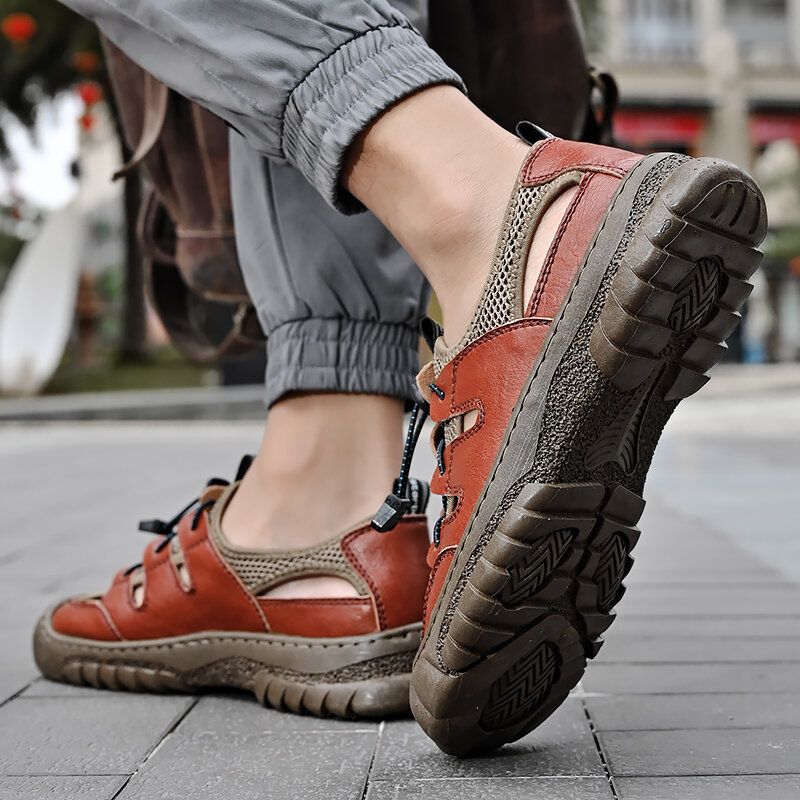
[751,113,800,145]
[614,109,705,147]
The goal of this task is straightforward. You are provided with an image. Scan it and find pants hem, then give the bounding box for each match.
[264,317,420,407]
[283,24,465,212]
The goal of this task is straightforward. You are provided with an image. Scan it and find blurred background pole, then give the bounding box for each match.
[118,155,148,363]
[698,0,751,169]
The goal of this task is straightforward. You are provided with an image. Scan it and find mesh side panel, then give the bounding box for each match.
[434,185,546,375]
[207,486,368,595]
[215,536,360,594]
[461,186,545,342]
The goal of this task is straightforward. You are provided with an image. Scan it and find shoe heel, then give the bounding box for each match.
[410,481,645,757]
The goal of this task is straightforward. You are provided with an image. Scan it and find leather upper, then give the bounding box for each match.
[429,319,550,558]
[51,506,430,642]
[422,138,644,625]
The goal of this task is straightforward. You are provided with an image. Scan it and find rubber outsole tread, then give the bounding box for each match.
[498,529,576,607]
[46,654,412,720]
[480,642,558,730]
[33,618,420,720]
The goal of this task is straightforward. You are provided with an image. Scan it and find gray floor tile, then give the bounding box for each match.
[119,730,377,800]
[0,696,194,775]
[0,670,32,705]
[583,663,800,694]
[370,699,603,779]
[0,776,127,800]
[609,616,800,639]
[366,777,614,799]
[646,436,800,586]
[177,694,379,735]
[21,679,120,698]
[632,537,750,570]
[585,693,800,731]
[635,536,752,568]
[627,569,783,584]
[616,586,800,617]
[632,533,755,576]
[599,728,800,776]
[615,775,800,800]
[3,415,800,790]
[596,636,800,663]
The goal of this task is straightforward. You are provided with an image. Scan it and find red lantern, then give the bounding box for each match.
[77,80,103,106]
[1,13,37,45]
[72,50,101,75]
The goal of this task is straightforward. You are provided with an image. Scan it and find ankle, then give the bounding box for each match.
[221,394,403,552]
[344,86,530,344]
[229,464,383,550]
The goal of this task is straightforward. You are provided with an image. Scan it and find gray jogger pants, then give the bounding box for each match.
[61,0,466,406]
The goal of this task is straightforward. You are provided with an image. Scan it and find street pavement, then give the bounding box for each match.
[1,368,800,799]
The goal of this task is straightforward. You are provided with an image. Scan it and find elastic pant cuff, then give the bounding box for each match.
[283,24,465,213]
[264,318,420,408]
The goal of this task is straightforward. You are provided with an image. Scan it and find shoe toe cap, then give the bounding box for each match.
[49,597,119,641]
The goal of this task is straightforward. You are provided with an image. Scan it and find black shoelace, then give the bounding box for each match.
[123,456,254,576]
[372,319,450,546]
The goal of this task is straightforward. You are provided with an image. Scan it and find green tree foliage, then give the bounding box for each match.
[766,226,800,263]
[0,1,103,152]
[758,157,800,263]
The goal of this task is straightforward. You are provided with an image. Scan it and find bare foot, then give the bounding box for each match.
[343,86,579,345]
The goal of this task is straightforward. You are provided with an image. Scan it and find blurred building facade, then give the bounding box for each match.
[598,0,800,166]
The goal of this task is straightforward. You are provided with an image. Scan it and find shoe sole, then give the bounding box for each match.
[410,153,767,756]
[34,610,420,719]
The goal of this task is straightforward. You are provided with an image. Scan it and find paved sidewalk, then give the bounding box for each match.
[1,378,800,799]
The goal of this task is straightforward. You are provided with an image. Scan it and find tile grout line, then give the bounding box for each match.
[359,720,385,800]
[109,697,199,799]
[625,616,800,620]
[600,771,800,779]
[0,679,36,711]
[609,615,800,619]
[1,773,130,778]
[574,690,800,696]
[109,774,134,798]
[589,725,800,733]
[623,581,797,587]
[581,695,619,799]
[365,776,620,783]
[590,660,800,665]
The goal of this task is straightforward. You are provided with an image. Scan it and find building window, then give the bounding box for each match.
[624,0,697,63]
[726,0,790,67]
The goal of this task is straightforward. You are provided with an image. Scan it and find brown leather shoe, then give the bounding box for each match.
[34,458,430,719]
[379,136,767,754]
